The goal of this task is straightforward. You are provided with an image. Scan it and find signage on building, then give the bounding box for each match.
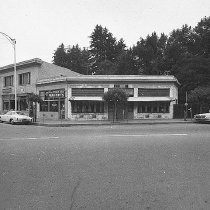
[2,88,12,94]
[39,89,65,100]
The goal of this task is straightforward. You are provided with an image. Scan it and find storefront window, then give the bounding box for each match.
[153,103,158,112]
[39,89,65,113]
[40,101,48,112]
[138,102,170,113]
[10,100,15,110]
[19,98,27,111]
[72,101,104,113]
[2,95,28,111]
[3,101,9,110]
[49,101,58,112]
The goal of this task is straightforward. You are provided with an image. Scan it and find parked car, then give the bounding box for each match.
[0,111,33,125]
[194,112,210,123]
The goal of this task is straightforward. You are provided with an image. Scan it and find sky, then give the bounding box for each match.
[0,0,210,67]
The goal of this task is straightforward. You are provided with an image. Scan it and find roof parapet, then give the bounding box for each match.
[37,75,180,86]
[0,58,43,71]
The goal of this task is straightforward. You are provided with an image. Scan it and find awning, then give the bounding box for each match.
[128,97,173,102]
[69,97,103,101]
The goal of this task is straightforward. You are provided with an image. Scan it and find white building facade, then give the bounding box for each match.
[36,75,179,121]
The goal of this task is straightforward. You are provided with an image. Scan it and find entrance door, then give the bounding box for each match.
[125,102,134,120]
[108,102,129,121]
[59,100,65,119]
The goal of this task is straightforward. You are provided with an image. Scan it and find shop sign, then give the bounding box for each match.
[40,89,65,100]
[2,88,12,94]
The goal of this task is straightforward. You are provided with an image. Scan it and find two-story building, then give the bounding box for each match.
[0,58,80,115]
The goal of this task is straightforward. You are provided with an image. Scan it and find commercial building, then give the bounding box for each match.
[1,58,179,120]
[37,75,179,121]
[0,58,80,116]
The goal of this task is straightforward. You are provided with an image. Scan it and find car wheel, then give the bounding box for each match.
[10,119,15,125]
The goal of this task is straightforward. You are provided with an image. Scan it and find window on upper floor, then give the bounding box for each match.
[4,75,14,87]
[108,88,134,97]
[72,88,104,97]
[19,72,31,85]
[138,88,170,97]
[114,84,120,88]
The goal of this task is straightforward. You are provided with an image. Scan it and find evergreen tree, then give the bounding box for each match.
[53,44,91,74]
[194,16,210,57]
[66,45,91,74]
[133,32,167,75]
[52,43,68,68]
[115,49,140,75]
[89,25,126,74]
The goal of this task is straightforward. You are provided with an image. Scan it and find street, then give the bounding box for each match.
[0,123,210,209]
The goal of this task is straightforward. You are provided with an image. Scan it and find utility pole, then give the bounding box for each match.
[0,32,17,111]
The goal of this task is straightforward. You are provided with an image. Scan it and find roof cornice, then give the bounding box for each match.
[0,58,43,72]
[36,75,180,86]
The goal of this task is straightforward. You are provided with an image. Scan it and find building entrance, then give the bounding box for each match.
[108,102,134,121]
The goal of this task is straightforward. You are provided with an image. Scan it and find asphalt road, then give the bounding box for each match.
[0,122,210,210]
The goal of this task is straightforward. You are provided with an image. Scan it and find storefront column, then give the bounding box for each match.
[133,102,138,119]
[0,96,2,113]
[134,88,138,97]
[67,88,72,119]
[37,103,40,118]
[169,102,174,119]
[104,88,108,116]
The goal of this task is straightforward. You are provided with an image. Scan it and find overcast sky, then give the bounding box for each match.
[0,0,209,67]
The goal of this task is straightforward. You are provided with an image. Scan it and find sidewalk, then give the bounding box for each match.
[33,118,193,127]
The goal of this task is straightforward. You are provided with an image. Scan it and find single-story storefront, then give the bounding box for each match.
[36,75,179,121]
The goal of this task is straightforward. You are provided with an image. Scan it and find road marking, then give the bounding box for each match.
[110,133,188,137]
[0,136,59,141]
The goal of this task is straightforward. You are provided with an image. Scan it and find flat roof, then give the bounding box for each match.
[36,75,180,86]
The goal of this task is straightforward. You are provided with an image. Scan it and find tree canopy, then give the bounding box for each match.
[52,16,210,104]
[103,88,128,103]
[188,86,210,104]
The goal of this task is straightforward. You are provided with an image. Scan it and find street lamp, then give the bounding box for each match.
[0,32,17,111]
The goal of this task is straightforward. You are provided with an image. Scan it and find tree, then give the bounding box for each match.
[115,49,140,75]
[188,86,210,113]
[89,25,126,74]
[164,20,210,103]
[188,86,210,104]
[103,88,128,122]
[194,16,210,57]
[53,44,91,74]
[97,60,117,75]
[27,93,43,122]
[133,32,168,75]
[169,54,210,103]
[52,43,68,68]
[66,45,91,74]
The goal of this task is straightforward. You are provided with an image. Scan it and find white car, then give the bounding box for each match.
[0,111,33,125]
[194,112,210,123]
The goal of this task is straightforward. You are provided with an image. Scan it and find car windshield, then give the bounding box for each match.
[6,111,12,115]
[16,111,26,115]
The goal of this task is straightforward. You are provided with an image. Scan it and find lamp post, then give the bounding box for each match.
[0,32,17,111]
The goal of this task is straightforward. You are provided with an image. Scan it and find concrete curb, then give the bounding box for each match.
[32,120,193,127]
